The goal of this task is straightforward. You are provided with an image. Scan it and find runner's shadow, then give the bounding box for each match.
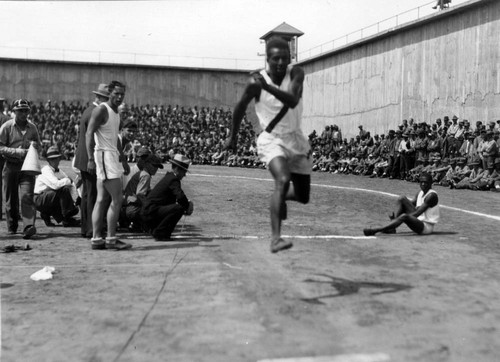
[301,273,413,305]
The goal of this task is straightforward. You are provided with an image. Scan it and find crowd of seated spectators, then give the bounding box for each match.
[2,100,500,191]
[309,116,500,191]
[2,100,264,169]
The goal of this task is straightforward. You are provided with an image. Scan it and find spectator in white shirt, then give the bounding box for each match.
[34,146,79,227]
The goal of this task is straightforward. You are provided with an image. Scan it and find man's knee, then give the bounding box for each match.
[397,195,408,203]
[399,213,410,222]
[275,174,291,189]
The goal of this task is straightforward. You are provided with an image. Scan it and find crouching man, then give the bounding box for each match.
[34,146,79,227]
[141,154,193,241]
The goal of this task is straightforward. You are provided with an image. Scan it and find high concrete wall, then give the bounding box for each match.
[0,60,249,110]
[300,0,500,138]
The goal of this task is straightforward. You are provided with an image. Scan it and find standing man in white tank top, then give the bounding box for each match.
[86,81,131,250]
[363,172,440,236]
[225,36,311,253]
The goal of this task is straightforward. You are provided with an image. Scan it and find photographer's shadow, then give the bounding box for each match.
[301,273,413,304]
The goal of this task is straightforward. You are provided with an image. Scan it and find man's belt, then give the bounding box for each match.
[265,106,289,133]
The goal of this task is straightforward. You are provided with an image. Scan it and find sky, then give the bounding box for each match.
[1,0,470,69]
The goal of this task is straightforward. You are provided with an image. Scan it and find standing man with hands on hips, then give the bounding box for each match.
[86,81,131,250]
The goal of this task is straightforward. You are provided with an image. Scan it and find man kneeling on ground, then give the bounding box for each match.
[34,146,79,227]
[363,172,440,236]
[141,154,193,241]
[120,153,163,232]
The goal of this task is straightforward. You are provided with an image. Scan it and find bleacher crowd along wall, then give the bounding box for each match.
[299,0,500,138]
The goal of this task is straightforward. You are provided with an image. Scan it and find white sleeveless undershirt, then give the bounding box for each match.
[417,189,440,224]
[94,103,120,152]
[255,65,303,135]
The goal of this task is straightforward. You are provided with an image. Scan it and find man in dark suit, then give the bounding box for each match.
[73,84,109,238]
[141,154,194,241]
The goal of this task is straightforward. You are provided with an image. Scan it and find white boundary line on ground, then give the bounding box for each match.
[193,173,500,222]
[169,235,375,240]
[257,352,391,362]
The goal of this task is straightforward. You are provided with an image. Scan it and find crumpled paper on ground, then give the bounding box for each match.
[30,266,56,281]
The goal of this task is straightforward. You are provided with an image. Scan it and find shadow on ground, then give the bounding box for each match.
[301,273,413,305]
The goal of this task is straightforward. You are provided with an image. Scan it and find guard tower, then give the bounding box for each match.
[260,22,304,62]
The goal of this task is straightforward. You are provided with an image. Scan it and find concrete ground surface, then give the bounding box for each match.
[1,162,499,362]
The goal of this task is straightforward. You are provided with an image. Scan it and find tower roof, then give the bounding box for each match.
[260,22,304,40]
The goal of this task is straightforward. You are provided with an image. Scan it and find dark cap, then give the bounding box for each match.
[145,154,164,169]
[136,147,151,158]
[12,99,31,111]
[123,120,138,129]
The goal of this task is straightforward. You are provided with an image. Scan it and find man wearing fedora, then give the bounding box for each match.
[86,80,131,250]
[74,83,110,238]
[34,146,79,227]
[0,99,41,239]
[141,154,193,241]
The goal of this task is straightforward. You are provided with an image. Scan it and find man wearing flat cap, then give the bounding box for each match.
[479,130,498,170]
[141,154,194,241]
[74,83,110,238]
[34,146,79,227]
[0,99,41,239]
[448,115,459,137]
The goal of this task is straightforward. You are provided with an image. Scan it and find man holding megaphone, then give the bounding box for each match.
[0,99,41,239]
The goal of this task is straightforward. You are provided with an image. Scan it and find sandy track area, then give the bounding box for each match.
[1,163,499,362]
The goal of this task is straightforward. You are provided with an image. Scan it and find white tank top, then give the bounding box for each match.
[94,103,120,152]
[417,189,440,224]
[255,65,303,135]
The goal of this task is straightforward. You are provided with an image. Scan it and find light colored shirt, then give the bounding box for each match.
[255,65,303,135]
[35,164,72,194]
[94,103,120,152]
[417,189,440,225]
[0,119,41,163]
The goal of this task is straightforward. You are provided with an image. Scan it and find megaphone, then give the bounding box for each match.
[21,143,41,175]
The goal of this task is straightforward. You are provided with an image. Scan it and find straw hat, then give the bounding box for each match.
[92,83,110,98]
[46,146,62,159]
[169,154,191,171]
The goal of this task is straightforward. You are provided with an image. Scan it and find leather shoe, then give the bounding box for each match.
[23,225,37,240]
[41,213,56,227]
[62,217,80,227]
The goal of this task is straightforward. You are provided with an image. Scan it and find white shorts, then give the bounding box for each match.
[419,221,435,235]
[94,150,122,181]
[257,130,312,175]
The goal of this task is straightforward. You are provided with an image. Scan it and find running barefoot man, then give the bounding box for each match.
[86,81,131,250]
[363,172,440,236]
[225,36,312,253]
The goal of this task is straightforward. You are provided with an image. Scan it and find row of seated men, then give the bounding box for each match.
[33,146,166,232]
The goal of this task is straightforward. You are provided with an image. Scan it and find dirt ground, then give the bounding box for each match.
[1,162,499,362]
